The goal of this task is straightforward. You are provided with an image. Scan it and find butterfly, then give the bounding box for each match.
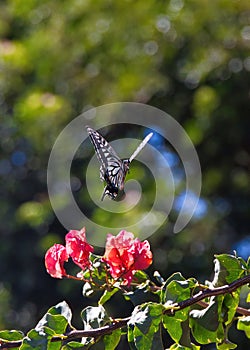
[86,126,153,201]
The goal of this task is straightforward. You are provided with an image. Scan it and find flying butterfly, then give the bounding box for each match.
[86,126,153,201]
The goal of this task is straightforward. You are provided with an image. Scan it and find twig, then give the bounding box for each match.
[167,274,250,314]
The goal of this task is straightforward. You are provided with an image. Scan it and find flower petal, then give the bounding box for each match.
[45,244,69,278]
[65,227,94,270]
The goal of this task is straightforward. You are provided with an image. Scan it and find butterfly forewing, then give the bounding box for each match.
[86,127,122,181]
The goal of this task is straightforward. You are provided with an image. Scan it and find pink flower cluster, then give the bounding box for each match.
[103,230,153,285]
[45,228,152,286]
[45,228,94,278]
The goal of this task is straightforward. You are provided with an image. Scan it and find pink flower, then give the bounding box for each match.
[45,244,69,278]
[130,238,153,270]
[65,227,94,270]
[103,230,153,286]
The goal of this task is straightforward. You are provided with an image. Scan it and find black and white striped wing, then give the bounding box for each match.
[86,127,128,195]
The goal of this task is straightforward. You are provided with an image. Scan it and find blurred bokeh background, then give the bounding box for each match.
[0,0,250,348]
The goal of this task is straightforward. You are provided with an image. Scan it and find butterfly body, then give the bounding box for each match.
[86,127,153,201]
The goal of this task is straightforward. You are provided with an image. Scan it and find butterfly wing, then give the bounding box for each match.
[86,127,121,181]
[129,132,153,162]
[86,127,127,199]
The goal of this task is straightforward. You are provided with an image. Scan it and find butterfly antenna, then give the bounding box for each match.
[129,132,153,162]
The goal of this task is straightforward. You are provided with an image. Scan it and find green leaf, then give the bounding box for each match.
[125,282,152,306]
[33,301,72,335]
[236,256,248,270]
[150,327,164,349]
[164,272,186,285]
[216,340,237,349]
[163,279,194,304]
[48,301,72,323]
[62,341,86,349]
[20,329,61,350]
[163,312,191,346]
[169,343,200,349]
[0,330,24,341]
[35,313,69,335]
[133,270,149,284]
[35,303,71,335]
[98,288,119,305]
[222,290,240,325]
[81,305,109,330]
[81,259,108,298]
[237,316,250,338]
[190,298,224,344]
[247,256,250,269]
[161,273,197,346]
[161,273,197,304]
[82,255,107,285]
[103,328,122,350]
[80,305,108,347]
[212,254,244,286]
[20,301,72,349]
[127,302,163,349]
[247,291,250,303]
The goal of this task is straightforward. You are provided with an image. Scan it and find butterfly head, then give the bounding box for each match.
[122,158,130,173]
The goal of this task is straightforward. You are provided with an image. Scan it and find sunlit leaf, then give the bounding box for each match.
[237,316,250,338]
[212,254,245,286]
[103,328,122,350]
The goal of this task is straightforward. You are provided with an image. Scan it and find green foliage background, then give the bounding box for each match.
[0,0,250,348]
